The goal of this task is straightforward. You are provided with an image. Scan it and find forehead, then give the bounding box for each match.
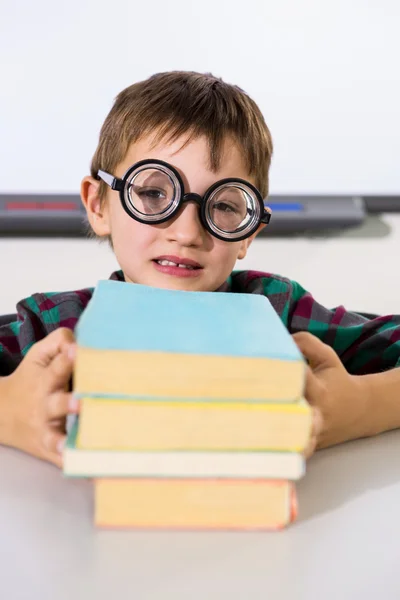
[117,134,254,186]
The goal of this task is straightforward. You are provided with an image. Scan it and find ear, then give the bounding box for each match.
[80,176,111,237]
[236,222,268,260]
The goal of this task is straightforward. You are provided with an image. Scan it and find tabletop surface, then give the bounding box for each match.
[1,430,399,600]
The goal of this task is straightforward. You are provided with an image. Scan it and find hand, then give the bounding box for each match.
[0,328,78,468]
[293,332,367,450]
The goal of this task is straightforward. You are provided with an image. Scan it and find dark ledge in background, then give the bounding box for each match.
[0,193,399,237]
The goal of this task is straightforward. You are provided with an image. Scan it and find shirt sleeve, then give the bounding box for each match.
[0,295,51,376]
[0,286,93,377]
[287,280,400,375]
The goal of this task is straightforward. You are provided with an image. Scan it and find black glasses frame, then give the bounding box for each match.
[97,159,271,242]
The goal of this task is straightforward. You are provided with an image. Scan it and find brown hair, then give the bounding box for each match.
[88,71,273,239]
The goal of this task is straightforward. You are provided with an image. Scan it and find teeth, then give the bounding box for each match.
[157,260,195,270]
[158,260,176,266]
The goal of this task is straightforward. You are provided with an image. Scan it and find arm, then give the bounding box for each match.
[284,279,400,446]
[362,367,400,436]
[294,331,400,449]
[242,271,400,375]
[0,288,90,376]
[0,297,49,376]
[287,280,400,374]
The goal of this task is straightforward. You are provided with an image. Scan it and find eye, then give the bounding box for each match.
[213,201,240,214]
[136,187,167,201]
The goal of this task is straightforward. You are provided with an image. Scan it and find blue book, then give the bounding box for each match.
[73,280,305,402]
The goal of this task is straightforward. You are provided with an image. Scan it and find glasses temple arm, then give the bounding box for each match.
[97,170,124,191]
[261,205,271,224]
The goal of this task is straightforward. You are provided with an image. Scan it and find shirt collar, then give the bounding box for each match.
[109,270,125,282]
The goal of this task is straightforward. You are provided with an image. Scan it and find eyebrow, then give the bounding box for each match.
[216,188,247,200]
[137,172,172,187]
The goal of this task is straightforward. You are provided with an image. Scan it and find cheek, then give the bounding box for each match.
[110,207,158,255]
[212,240,243,266]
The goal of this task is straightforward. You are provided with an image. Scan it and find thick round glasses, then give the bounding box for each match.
[97,159,271,242]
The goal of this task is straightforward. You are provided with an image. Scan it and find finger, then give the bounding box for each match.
[303,365,324,406]
[29,328,76,369]
[47,391,79,420]
[42,430,66,469]
[303,434,317,459]
[312,406,324,438]
[293,331,340,371]
[303,407,322,459]
[45,347,75,394]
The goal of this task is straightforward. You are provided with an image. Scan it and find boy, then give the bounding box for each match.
[0,71,400,469]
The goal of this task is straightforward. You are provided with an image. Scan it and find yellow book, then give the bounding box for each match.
[64,419,305,479]
[94,478,298,530]
[77,397,312,452]
[74,347,304,401]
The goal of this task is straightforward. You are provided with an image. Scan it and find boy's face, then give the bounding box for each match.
[82,134,263,292]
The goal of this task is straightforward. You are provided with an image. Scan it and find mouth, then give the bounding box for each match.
[152,255,203,277]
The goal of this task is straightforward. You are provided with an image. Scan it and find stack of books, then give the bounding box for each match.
[63,280,311,530]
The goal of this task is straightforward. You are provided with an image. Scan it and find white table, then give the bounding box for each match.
[1,430,399,600]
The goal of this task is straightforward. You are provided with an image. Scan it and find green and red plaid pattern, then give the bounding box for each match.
[1,270,400,376]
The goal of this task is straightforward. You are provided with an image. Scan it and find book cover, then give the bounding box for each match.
[76,280,302,360]
[74,280,305,401]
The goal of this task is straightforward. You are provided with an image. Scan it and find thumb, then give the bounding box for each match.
[293,331,340,371]
[29,328,76,369]
[46,346,75,393]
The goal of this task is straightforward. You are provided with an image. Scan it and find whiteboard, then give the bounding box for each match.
[1,0,399,195]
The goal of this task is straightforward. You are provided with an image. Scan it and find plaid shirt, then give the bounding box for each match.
[1,269,400,377]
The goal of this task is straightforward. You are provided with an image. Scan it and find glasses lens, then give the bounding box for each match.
[207,185,256,233]
[127,168,175,216]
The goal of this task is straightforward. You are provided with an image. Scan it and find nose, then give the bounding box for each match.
[166,200,206,247]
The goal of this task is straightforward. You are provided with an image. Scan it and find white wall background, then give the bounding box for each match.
[1,0,399,196]
[1,1,400,317]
